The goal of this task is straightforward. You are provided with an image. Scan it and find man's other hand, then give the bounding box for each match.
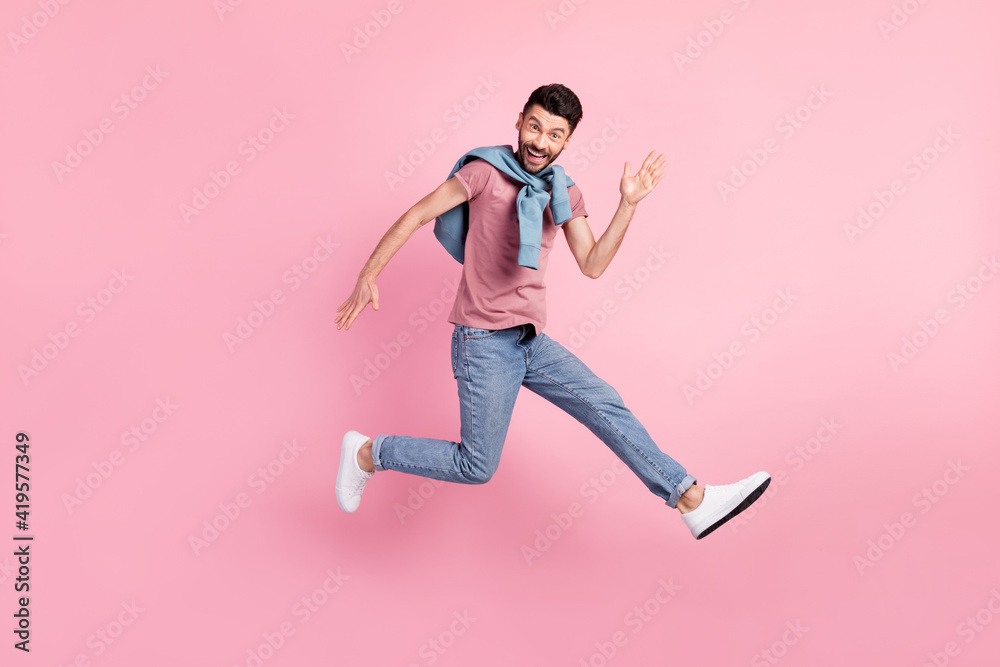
[336,273,379,331]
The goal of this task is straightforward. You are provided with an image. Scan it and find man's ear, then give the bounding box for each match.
[514,112,523,132]
[564,132,572,148]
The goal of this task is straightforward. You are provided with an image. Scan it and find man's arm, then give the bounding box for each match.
[335,176,469,331]
[563,151,667,279]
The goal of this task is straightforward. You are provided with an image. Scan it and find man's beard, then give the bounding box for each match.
[516,138,563,173]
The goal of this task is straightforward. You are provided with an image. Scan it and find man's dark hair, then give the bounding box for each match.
[522,83,583,135]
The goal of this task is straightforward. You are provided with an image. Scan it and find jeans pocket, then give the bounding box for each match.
[451,330,460,379]
[464,326,499,339]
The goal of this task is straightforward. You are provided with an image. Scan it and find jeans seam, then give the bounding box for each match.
[381,451,485,484]
[381,458,462,478]
[466,356,477,465]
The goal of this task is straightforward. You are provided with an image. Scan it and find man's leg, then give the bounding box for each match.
[519,329,695,508]
[369,325,526,484]
[519,329,769,536]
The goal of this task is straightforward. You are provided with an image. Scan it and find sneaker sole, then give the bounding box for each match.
[695,475,771,540]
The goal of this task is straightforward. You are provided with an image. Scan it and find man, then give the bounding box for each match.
[334,83,770,539]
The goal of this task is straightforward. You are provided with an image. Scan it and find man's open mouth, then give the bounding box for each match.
[525,147,548,164]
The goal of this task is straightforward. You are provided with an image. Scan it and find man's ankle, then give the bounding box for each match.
[357,440,375,473]
[677,484,704,514]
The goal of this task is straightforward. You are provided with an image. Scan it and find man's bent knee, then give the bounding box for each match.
[458,459,497,485]
[460,468,495,485]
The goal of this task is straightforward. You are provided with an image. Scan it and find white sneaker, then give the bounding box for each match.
[681,471,771,539]
[336,430,374,513]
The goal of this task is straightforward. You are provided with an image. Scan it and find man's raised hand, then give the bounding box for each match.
[620,151,667,206]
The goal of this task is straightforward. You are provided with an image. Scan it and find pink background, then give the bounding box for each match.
[3,0,999,665]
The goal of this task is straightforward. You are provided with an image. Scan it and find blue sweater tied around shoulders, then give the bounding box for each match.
[433,145,576,270]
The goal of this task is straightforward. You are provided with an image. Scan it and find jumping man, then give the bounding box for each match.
[334,83,770,539]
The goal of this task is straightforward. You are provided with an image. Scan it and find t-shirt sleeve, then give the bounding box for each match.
[568,184,588,219]
[453,159,493,201]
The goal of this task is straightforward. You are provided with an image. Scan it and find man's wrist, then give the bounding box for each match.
[618,197,637,213]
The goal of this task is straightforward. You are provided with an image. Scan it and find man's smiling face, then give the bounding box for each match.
[514,104,573,174]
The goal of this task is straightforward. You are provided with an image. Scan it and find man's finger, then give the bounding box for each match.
[345,306,360,331]
[640,150,656,173]
[337,307,352,330]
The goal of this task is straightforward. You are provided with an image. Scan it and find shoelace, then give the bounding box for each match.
[702,479,745,502]
[708,480,739,491]
[346,471,373,496]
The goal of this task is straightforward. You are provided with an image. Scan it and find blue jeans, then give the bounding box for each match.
[372,324,696,508]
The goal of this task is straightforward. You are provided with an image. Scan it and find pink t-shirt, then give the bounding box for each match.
[448,159,588,336]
